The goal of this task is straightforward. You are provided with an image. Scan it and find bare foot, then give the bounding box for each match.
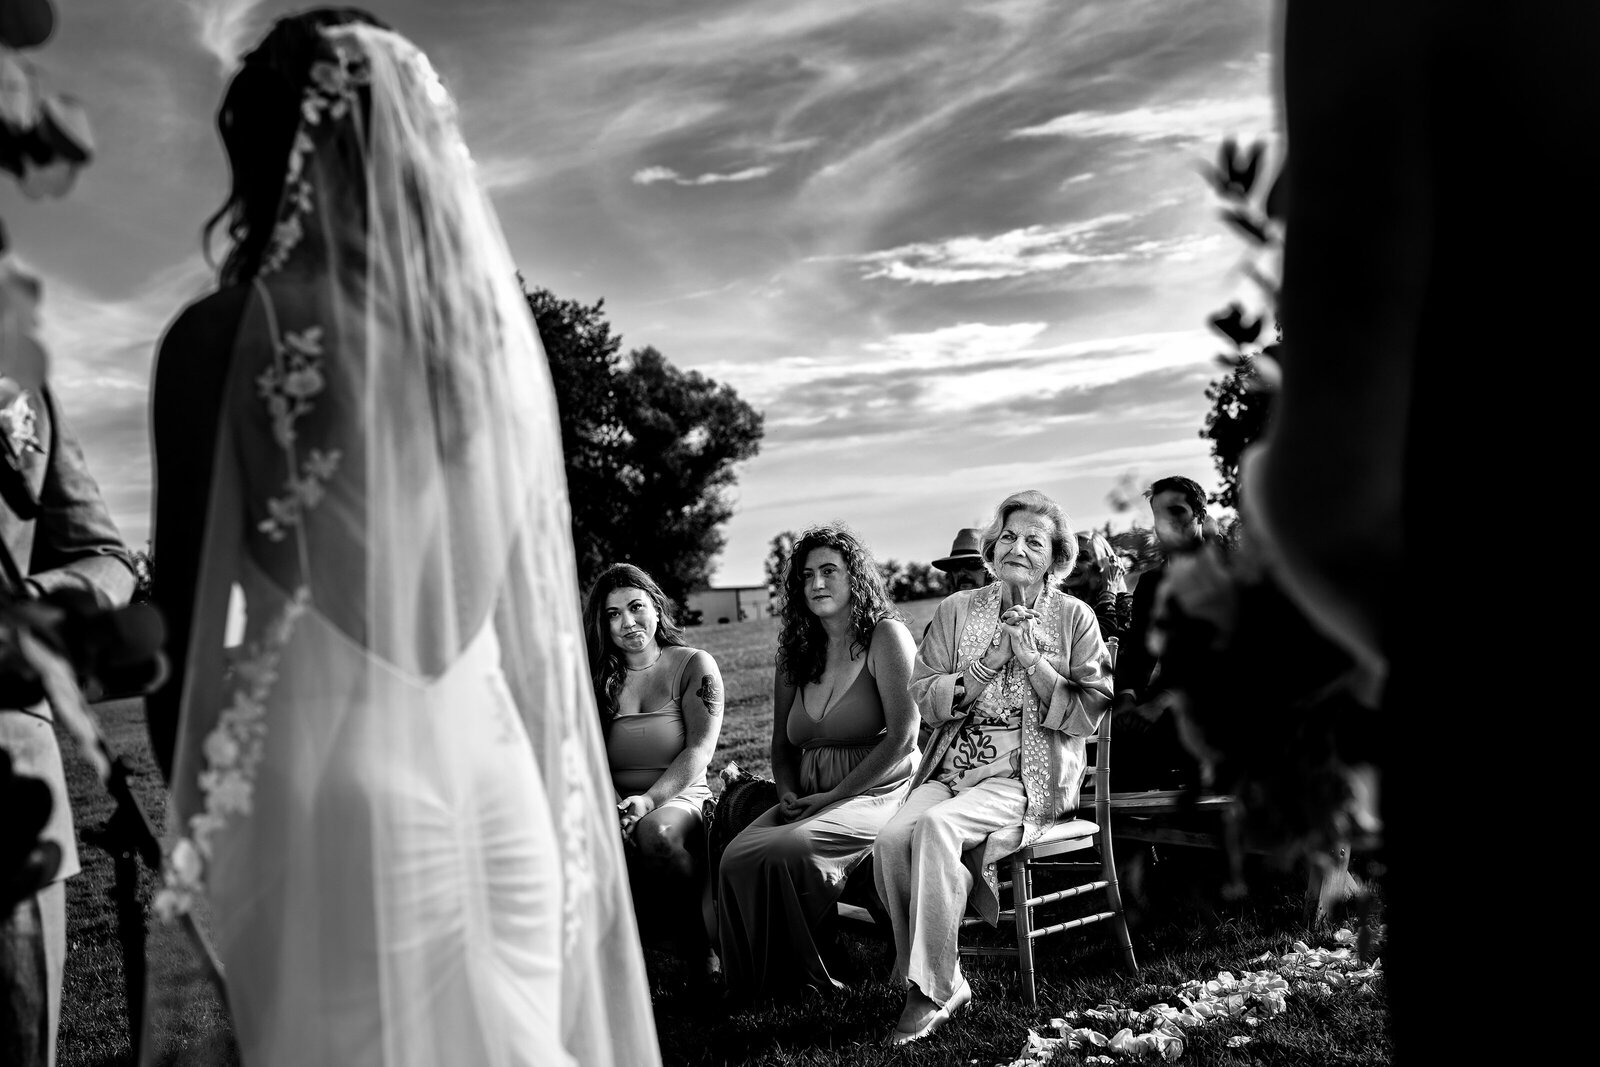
[887,975,972,1045]
[894,987,941,1034]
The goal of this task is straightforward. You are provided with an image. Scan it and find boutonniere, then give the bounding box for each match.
[0,377,43,458]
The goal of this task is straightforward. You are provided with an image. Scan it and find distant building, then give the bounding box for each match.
[685,585,768,626]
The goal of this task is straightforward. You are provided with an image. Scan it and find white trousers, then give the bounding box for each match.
[872,778,1027,1007]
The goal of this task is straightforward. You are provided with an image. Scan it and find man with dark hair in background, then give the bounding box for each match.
[1111,476,1210,790]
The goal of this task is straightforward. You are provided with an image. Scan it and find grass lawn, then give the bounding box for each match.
[53,597,1388,1066]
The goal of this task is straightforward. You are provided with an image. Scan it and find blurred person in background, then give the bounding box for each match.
[1061,529,1132,644]
[1111,476,1210,790]
[930,528,989,599]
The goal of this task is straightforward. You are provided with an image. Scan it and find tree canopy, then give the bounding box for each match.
[762,531,795,616]
[524,284,764,609]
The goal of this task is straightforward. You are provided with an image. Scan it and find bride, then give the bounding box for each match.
[142,10,659,1066]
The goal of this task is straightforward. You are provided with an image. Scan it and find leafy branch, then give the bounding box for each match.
[1199,138,1287,510]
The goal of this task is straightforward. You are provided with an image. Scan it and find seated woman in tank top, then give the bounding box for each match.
[715,523,920,1004]
[583,563,725,977]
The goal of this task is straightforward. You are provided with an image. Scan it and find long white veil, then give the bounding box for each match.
[142,24,659,1067]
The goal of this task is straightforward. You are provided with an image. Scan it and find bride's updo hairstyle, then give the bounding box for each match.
[203,6,390,285]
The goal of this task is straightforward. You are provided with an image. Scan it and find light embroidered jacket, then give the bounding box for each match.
[909,582,1112,923]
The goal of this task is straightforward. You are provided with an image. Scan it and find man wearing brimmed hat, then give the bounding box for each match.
[914,528,992,748]
[930,528,988,597]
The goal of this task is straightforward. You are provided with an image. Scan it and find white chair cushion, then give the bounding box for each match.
[1030,817,1098,851]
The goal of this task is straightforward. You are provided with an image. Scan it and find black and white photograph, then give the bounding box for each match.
[3,0,1589,1064]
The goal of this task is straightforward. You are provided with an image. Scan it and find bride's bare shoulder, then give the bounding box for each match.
[154,286,253,386]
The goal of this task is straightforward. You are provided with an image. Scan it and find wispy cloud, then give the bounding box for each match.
[864,321,1050,361]
[33,0,1274,586]
[181,0,271,75]
[473,153,548,192]
[827,215,1221,285]
[1010,95,1275,144]
[720,324,1218,450]
[632,165,776,186]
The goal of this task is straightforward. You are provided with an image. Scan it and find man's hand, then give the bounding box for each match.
[1122,691,1179,736]
[1111,690,1152,734]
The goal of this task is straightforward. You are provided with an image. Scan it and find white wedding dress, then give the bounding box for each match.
[143,24,659,1067]
[210,562,568,1067]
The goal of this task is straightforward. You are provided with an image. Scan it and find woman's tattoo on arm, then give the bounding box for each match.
[696,675,724,715]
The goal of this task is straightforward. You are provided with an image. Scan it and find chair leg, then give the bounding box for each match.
[1012,851,1037,1009]
[1101,838,1138,975]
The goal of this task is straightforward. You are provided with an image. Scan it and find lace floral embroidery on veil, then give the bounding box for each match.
[259,43,370,276]
[153,44,359,923]
[255,325,341,542]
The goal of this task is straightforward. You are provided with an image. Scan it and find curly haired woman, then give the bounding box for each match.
[715,523,920,1003]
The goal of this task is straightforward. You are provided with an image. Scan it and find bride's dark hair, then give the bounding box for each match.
[203,7,390,284]
[204,7,486,457]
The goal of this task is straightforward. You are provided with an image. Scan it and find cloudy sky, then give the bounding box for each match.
[6,0,1279,587]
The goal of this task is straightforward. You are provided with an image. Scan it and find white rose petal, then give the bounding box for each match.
[170,838,202,884]
[203,730,241,768]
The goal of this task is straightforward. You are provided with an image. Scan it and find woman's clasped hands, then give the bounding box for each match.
[776,789,837,823]
[996,592,1043,668]
[616,794,655,842]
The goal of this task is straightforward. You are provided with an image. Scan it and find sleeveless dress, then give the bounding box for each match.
[714,659,918,999]
[202,558,571,1067]
[604,646,713,816]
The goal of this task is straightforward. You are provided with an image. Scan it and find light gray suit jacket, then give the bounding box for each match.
[1,386,137,884]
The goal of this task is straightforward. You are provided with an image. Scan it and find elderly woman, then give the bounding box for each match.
[717,523,920,1003]
[873,490,1112,1044]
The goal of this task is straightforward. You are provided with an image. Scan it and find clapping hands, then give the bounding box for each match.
[1101,555,1129,596]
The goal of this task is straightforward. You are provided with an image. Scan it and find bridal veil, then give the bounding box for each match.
[141,23,659,1067]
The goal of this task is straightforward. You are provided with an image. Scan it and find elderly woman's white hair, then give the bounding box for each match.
[977,489,1077,578]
